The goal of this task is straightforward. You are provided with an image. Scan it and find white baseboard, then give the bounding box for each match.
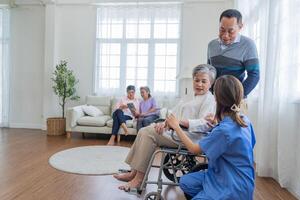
[9,123,43,130]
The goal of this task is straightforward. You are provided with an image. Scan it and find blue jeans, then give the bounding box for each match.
[111,109,132,135]
[136,114,159,131]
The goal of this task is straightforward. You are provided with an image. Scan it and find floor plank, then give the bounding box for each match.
[0,128,297,200]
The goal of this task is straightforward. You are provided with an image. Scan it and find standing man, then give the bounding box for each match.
[207,9,259,98]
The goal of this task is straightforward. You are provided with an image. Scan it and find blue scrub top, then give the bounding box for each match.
[198,115,256,200]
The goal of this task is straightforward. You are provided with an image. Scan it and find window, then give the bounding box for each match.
[95,3,181,95]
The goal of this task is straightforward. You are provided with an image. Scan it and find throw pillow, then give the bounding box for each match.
[82,105,103,117]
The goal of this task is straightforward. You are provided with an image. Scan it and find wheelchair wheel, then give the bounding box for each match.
[144,192,164,200]
[162,153,197,182]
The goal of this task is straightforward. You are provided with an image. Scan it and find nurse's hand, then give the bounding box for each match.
[205,113,217,127]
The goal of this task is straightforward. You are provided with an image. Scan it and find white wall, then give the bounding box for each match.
[10,6,45,129]
[8,0,233,129]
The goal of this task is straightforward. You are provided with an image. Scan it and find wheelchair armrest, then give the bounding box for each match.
[154,118,165,123]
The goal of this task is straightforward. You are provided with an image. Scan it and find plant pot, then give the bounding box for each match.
[47,117,66,136]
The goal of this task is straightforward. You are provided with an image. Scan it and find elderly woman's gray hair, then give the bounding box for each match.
[126,85,136,92]
[140,86,151,97]
[192,64,217,83]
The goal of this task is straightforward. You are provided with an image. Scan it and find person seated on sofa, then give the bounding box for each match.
[113,64,217,191]
[136,86,159,131]
[107,85,140,146]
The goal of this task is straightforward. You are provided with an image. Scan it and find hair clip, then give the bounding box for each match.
[230,104,240,113]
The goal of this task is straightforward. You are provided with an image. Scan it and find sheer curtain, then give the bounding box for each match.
[236,0,300,197]
[95,3,181,97]
[0,8,9,127]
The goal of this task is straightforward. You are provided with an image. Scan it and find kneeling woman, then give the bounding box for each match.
[167,75,256,200]
[107,85,139,145]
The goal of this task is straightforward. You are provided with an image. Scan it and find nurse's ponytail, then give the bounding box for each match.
[213,75,247,127]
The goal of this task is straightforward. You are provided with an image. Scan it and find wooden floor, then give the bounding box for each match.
[0,128,297,200]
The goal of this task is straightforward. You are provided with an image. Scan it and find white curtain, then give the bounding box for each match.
[0,8,9,127]
[236,0,300,198]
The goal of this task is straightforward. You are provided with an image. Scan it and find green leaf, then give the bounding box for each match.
[52,60,80,118]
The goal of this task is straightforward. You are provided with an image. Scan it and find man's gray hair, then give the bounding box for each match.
[192,64,217,83]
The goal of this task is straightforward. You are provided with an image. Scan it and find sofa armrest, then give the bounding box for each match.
[66,105,85,131]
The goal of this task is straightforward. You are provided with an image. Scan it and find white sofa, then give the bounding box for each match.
[66,95,179,138]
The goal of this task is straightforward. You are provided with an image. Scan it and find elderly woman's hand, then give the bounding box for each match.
[154,122,166,134]
[166,114,181,131]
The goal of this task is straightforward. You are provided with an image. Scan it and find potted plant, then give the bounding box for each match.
[47,60,80,136]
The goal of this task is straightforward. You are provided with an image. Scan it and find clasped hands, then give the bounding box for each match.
[155,113,217,134]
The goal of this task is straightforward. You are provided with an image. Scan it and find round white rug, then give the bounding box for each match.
[49,146,130,175]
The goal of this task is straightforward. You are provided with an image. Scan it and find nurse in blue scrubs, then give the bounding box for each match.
[167,75,256,200]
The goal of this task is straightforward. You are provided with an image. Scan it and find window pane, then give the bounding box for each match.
[137,68,147,79]
[138,44,148,55]
[154,81,165,92]
[126,24,137,38]
[138,56,148,67]
[155,44,166,55]
[110,67,120,79]
[127,56,136,66]
[167,44,177,55]
[154,68,165,80]
[167,24,179,38]
[127,43,137,55]
[111,24,123,38]
[110,55,120,66]
[126,79,135,87]
[101,44,110,55]
[166,56,176,68]
[101,67,109,79]
[110,80,119,88]
[155,56,166,68]
[154,24,166,38]
[126,67,136,79]
[165,81,176,92]
[101,79,109,88]
[100,24,110,38]
[166,68,176,80]
[101,43,120,55]
[137,80,147,87]
[139,24,150,38]
[110,44,121,54]
[101,55,109,66]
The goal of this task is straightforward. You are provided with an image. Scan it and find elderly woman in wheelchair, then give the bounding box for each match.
[113,64,217,195]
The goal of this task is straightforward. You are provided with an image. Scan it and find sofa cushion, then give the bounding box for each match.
[86,96,111,115]
[106,119,136,128]
[82,105,103,117]
[77,115,111,127]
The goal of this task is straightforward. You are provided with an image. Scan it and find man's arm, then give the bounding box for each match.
[243,39,260,96]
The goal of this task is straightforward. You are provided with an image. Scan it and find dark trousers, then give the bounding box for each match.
[111,109,132,135]
[136,114,159,131]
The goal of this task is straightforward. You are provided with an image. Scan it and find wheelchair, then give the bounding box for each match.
[139,131,208,200]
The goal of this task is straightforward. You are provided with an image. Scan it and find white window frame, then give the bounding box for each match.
[94,3,182,96]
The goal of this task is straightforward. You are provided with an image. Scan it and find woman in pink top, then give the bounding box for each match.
[107,85,140,145]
